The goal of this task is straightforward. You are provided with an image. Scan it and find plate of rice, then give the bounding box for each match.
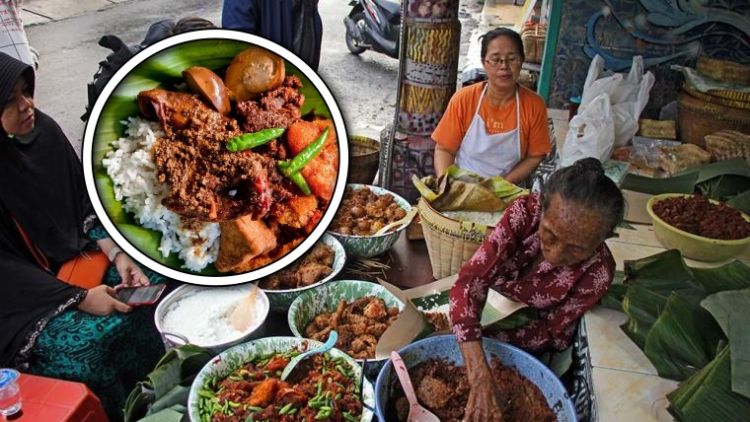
[82,30,348,284]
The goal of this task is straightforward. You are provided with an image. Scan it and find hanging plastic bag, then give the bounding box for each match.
[559,93,615,167]
[579,55,655,147]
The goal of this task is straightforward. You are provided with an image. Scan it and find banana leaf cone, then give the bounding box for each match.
[411,165,528,212]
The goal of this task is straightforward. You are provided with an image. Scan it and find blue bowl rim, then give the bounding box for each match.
[374,334,576,420]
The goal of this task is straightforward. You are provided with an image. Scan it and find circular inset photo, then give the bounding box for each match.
[82,30,348,285]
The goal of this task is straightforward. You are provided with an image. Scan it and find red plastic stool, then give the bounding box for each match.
[1,373,108,422]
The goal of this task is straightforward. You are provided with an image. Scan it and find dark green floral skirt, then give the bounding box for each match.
[26,226,170,421]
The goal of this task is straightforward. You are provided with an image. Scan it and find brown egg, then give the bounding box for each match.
[183,66,231,115]
[224,47,285,101]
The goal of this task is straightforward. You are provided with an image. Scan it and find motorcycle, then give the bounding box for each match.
[344,0,401,59]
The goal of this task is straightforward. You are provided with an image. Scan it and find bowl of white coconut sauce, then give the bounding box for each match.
[155,283,269,353]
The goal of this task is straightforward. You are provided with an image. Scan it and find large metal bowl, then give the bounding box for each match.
[154,283,269,354]
[375,335,576,421]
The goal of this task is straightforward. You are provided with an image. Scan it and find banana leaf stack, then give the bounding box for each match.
[604,250,750,421]
[124,345,214,422]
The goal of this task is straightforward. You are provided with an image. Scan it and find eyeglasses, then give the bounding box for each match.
[484,56,521,67]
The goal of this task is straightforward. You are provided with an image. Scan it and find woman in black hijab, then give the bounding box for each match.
[0,52,166,421]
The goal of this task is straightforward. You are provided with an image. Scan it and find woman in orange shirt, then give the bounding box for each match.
[433,28,550,183]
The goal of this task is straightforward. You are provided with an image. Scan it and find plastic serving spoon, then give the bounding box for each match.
[390,351,440,422]
[228,282,259,332]
[374,208,418,236]
[280,330,339,381]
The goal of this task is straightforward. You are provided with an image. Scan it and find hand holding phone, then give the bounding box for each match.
[115,284,167,306]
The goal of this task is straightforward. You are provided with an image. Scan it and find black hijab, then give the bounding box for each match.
[0,52,92,367]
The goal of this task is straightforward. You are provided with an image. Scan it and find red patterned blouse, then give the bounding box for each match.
[449,193,615,352]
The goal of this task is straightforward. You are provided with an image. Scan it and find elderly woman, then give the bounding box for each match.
[0,52,165,421]
[433,27,550,183]
[449,158,624,421]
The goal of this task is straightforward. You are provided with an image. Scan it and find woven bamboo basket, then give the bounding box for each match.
[418,198,494,279]
[348,136,380,184]
[696,56,750,86]
[678,87,750,146]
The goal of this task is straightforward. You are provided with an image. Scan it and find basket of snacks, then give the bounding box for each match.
[413,167,527,279]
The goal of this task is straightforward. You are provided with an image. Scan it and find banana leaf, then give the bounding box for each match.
[690,261,750,295]
[644,291,726,381]
[727,189,750,215]
[124,345,213,422]
[667,345,750,422]
[620,250,703,348]
[702,288,750,398]
[621,158,750,199]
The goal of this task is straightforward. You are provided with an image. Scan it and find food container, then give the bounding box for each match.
[261,233,346,312]
[327,184,413,259]
[349,136,380,184]
[154,284,270,354]
[375,335,576,422]
[418,197,496,279]
[187,336,375,422]
[647,193,750,262]
[288,279,405,379]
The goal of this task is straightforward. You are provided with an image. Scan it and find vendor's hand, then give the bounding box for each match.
[78,285,131,316]
[113,253,149,287]
[464,373,504,422]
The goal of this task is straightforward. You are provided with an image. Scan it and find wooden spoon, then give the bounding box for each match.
[228,283,259,332]
[374,208,418,236]
[390,351,440,422]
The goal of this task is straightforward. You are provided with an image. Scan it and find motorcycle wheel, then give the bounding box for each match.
[345,11,367,55]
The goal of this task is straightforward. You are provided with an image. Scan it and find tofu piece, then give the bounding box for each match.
[215,217,277,273]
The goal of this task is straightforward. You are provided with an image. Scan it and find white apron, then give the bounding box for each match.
[455,85,522,178]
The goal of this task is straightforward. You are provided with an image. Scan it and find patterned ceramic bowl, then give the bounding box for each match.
[287,279,405,379]
[375,335,576,421]
[261,233,346,312]
[327,184,412,259]
[188,336,375,422]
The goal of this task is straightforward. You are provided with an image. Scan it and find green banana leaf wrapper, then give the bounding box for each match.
[412,165,528,212]
[93,39,331,274]
[604,250,750,420]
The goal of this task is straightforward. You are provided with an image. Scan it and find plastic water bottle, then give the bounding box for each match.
[0,369,21,416]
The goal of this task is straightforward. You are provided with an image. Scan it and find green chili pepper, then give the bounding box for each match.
[247,405,264,412]
[279,127,330,176]
[226,128,285,152]
[198,389,214,399]
[278,161,312,195]
[279,402,295,415]
[315,406,333,420]
[244,415,255,422]
[342,411,359,422]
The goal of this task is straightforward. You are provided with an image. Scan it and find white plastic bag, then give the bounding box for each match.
[579,55,655,147]
[559,93,615,167]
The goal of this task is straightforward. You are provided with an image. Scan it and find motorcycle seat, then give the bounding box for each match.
[374,0,401,19]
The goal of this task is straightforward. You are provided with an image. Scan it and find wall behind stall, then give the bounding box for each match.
[548,0,750,116]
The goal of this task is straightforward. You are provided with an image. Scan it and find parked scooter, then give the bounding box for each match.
[344,0,401,59]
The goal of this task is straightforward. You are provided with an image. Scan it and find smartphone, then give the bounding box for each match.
[115,285,167,306]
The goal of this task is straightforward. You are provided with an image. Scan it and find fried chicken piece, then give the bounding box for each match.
[248,378,279,407]
[231,236,304,273]
[363,298,388,320]
[297,262,332,286]
[216,217,277,272]
[270,194,319,230]
[416,375,453,409]
[366,322,389,337]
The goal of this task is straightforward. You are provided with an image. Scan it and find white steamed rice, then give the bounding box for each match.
[102,117,220,271]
